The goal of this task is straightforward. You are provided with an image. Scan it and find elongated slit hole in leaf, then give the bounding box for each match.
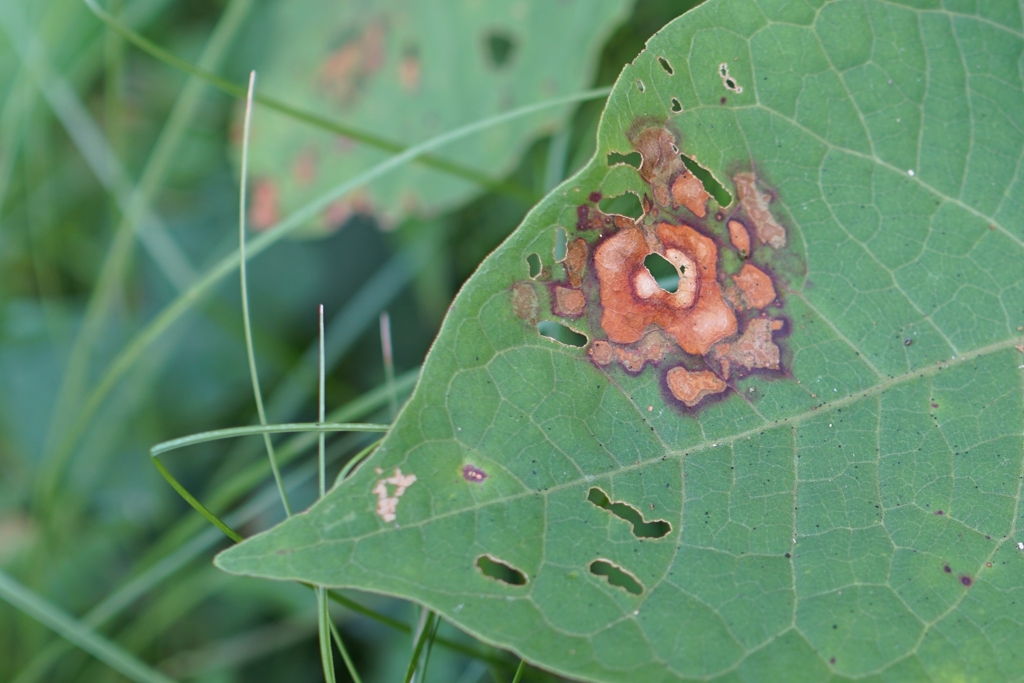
[670,97,682,113]
[680,154,732,207]
[658,57,674,75]
[635,79,645,93]
[598,193,642,219]
[476,555,527,585]
[537,321,587,347]
[484,32,517,68]
[590,559,643,595]
[642,253,680,293]
[527,253,541,278]
[587,488,671,539]
[606,151,641,169]
[553,227,567,261]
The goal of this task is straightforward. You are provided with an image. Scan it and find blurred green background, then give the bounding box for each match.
[0,0,700,680]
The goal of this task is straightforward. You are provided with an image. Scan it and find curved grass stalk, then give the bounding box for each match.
[150,422,388,458]
[238,69,291,515]
[38,85,611,510]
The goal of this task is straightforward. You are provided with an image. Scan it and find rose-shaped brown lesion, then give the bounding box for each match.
[594,222,737,356]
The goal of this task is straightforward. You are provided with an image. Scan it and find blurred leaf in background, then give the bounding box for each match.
[240,0,631,234]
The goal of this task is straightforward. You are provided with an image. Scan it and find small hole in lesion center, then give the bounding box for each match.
[643,253,680,293]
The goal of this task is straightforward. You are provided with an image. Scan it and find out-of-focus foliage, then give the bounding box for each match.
[0,0,702,681]
[240,0,631,233]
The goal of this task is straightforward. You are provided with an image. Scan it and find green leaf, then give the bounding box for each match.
[242,0,631,232]
[218,0,1024,680]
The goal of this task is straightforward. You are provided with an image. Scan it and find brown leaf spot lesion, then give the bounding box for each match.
[553,286,586,318]
[710,317,784,380]
[594,222,736,356]
[730,264,777,310]
[632,127,709,218]
[727,220,750,256]
[462,464,488,483]
[734,173,786,249]
[588,330,674,374]
[563,238,588,287]
[372,468,417,523]
[666,366,728,407]
[512,282,539,323]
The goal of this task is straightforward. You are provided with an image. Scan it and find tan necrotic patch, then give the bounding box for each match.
[372,468,417,523]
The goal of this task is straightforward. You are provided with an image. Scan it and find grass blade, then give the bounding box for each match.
[0,570,176,683]
[238,68,291,516]
[150,422,388,457]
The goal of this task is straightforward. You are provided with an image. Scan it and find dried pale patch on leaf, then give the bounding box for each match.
[372,468,417,523]
[563,238,589,287]
[666,366,727,407]
[711,317,783,379]
[733,264,776,309]
[727,220,750,256]
[553,286,586,318]
[512,282,539,322]
[594,223,736,356]
[671,172,710,218]
[734,173,785,249]
[250,179,280,230]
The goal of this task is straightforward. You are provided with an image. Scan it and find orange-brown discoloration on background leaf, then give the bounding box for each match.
[734,173,786,249]
[728,220,750,256]
[250,179,279,230]
[671,172,710,218]
[711,317,783,379]
[319,21,386,104]
[293,149,317,186]
[666,366,727,407]
[564,238,588,287]
[594,223,736,356]
[512,283,539,322]
[553,286,586,318]
[733,264,776,309]
[399,54,420,91]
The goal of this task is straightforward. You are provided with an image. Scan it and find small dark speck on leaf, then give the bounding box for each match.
[829,657,836,665]
[720,96,727,104]
[832,624,837,629]
[589,191,602,203]
[904,339,913,346]
[936,509,944,515]
[785,553,791,558]
[961,575,972,587]
[944,565,952,573]
[931,402,939,408]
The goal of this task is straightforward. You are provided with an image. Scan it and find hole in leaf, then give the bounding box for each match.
[670,97,682,113]
[537,321,587,347]
[598,193,643,219]
[484,32,517,68]
[587,488,671,539]
[590,559,643,595]
[635,79,645,93]
[527,253,541,278]
[476,555,527,585]
[642,253,680,294]
[680,154,732,207]
[606,151,641,169]
[658,57,674,75]
[553,226,567,261]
